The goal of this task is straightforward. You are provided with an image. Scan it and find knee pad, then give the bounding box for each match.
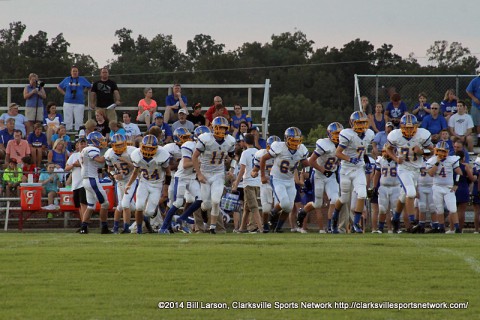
[356,187,367,200]
[379,204,386,215]
[201,201,211,211]
[100,201,110,209]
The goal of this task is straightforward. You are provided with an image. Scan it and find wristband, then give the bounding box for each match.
[454,174,460,186]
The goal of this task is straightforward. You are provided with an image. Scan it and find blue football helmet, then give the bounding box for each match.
[349,111,369,134]
[194,125,211,140]
[141,134,158,159]
[87,131,107,148]
[111,134,127,154]
[173,127,192,145]
[434,141,449,160]
[212,116,229,139]
[327,122,344,144]
[284,127,303,150]
[266,135,281,150]
[400,114,418,139]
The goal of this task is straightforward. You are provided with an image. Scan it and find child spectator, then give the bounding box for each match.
[51,125,71,152]
[108,120,126,141]
[44,102,64,145]
[39,162,61,210]
[3,158,22,197]
[21,156,39,183]
[411,92,431,123]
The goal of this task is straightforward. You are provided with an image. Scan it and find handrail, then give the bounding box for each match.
[261,79,271,139]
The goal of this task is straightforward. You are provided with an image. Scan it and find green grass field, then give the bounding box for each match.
[0,232,479,320]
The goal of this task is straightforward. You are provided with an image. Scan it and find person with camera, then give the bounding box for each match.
[23,73,46,135]
[56,66,91,131]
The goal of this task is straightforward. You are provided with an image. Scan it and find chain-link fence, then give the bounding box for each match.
[354,74,477,112]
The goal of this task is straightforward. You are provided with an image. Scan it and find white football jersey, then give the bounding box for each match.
[104,146,137,182]
[387,128,433,170]
[80,146,103,179]
[426,155,460,186]
[313,138,339,174]
[375,156,399,187]
[253,149,275,177]
[175,140,196,179]
[418,159,433,187]
[131,147,171,184]
[268,141,308,181]
[163,142,182,162]
[196,133,236,175]
[338,128,375,168]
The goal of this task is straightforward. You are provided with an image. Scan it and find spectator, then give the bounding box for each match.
[23,73,46,133]
[78,119,97,138]
[453,140,470,163]
[453,150,475,233]
[372,121,394,157]
[90,67,121,121]
[164,83,188,124]
[448,100,474,152]
[205,96,229,126]
[369,103,386,133]
[149,112,173,143]
[2,158,22,197]
[148,126,165,145]
[230,104,252,131]
[384,93,407,128]
[95,108,110,138]
[0,118,15,159]
[441,89,458,121]
[0,103,28,137]
[187,102,206,128]
[137,87,157,128]
[172,108,194,132]
[466,70,480,147]
[51,125,71,152]
[48,139,69,172]
[122,112,141,137]
[21,155,39,183]
[6,130,30,166]
[233,120,249,141]
[249,126,266,150]
[421,102,448,143]
[108,120,126,141]
[411,92,431,124]
[361,96,373,115]
[56,65,92,131]
[436,129,454,156]
[65,138,88,224]
[39,162,61,210]
[27,123,48,168]
[44,102,64,146]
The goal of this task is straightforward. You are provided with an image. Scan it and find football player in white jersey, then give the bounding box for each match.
[426,141,463,233]
[79,132,110,234]
[125,134,171,234]
[251,135,281,232]
[258,127,309,232]
[297,122,342,233]
[372,149,400,233]
[331,111,374,233]
[386,114,434,233]
[412,149,435,233]
[193,117,236,234]
[104,134,137,234]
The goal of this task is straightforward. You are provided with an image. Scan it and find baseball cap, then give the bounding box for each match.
[386,122,394,128]
[250,126,259,131]
[178,109,188,115]
[155,112,163,119]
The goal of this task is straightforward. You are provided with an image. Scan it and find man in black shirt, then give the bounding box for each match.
[90,67,121,121]
[186,102,206,129]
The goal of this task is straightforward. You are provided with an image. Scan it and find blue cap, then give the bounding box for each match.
[155,112,163,119]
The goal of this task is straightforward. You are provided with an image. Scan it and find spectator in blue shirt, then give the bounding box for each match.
[420,102,448,143]
[372,121,394,157]
[466,70,480,147]
[27,123,48,168]
[0,118,15,160]
[411,92,431,123]
[249,126,266,150]
[230,104,252,131]
[164,84,188,124]
[384,93,407,128]
[441,89,457,122]
[148,112,173,144]
[108,120,126,142]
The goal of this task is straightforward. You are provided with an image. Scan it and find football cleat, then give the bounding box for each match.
[349,111,369,134]
[411,224,425,234]
[327,122,344,144]
[284,127,303,150]
[352,223,363,233]
[209,228,217,234]
[101,226,113,234]
[400,114,418,139]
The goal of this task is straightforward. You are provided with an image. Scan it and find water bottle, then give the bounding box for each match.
[28,174,33,183]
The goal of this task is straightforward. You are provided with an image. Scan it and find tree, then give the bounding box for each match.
[427,40,473,69]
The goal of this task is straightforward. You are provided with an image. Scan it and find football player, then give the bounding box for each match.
[386,114,434,233]
[251,135,281,232]
[413,149,435,233]
[125,134,171,234]
[426,141,462,233]
[258,127,309,232]
[297,122,342,233]
[331,111,374,233]
[79,132,110,234]
[105,134,137,234]
[372,148,399,233]
[193,117,236,234]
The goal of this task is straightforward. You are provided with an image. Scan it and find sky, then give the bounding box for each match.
[1,0,479,68]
